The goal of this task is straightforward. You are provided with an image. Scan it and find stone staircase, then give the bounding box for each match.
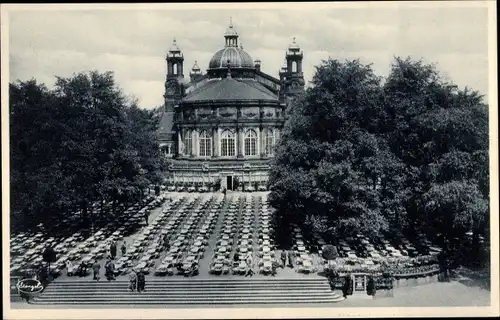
[31,278,345,306]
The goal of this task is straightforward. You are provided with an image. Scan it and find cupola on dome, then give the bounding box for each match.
[209,47,254,69]
[208,18,254,70]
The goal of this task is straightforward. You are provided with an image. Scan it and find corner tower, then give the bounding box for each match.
[164,38,185,112]
[284,37,305,106]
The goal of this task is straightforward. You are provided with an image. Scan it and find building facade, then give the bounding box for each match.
[158,20,305,190]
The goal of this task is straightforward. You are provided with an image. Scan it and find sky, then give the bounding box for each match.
[7,2,491,109]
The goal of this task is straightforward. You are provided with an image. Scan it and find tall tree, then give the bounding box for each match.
[10,71,164,232]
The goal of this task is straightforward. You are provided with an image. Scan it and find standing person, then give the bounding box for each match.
[105,257,115,281]
[92,260,101,281]
[281,250,287,268]
[128,269,137,292]
[121,241,127,257]
[137,270,146,293]
[110,241,117,260]
[66,260,74,276]
[144,211,149,226]
[287,250,293,268]
[245,253,254,277]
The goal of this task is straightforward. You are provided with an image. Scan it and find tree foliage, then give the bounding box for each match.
[269,57,489,245]
[10,71,163,231]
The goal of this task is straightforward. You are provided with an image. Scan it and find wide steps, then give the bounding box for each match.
[32,278,345,305]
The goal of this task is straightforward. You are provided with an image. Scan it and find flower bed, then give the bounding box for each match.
[331,253,439,274]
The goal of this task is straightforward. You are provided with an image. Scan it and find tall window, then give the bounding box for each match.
[244,129,257,156]
[221,130,235,157]
[265,128,275,156]
[199,130,212,157]
[185,130,192,155]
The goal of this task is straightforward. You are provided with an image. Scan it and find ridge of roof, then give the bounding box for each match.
[239,79,277,97]
[184,78,222,99]
[182,77,278,103]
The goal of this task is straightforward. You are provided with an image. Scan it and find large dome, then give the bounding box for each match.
[208,47,254,69]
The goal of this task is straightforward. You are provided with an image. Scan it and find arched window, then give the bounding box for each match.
[173,63,178,75]
[244,129,257,156]
[292,61,297,73]
[185,130,192,155]
[199,130,212,157]
[221,130,235,157]
[265,128,275,156]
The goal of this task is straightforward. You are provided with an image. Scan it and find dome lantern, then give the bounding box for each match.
[191,60,201,74]
[224,17,239,47]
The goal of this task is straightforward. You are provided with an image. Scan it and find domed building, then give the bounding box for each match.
[158,20,305,190]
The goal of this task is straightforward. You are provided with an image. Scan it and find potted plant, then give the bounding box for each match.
[366,276,376,296]
[342,274,353,297]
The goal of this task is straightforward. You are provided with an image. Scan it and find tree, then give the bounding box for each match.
[269,56,489,256]
[10,71,164,233]
[383,57,489,241]
[269,59,391,239]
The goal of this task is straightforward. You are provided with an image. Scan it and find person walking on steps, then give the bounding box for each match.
[144,210,150,226]
[137,270,146,293]
[128,269,137,292]
[105,257,116,281]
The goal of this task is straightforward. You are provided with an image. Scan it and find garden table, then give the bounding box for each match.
[213,255,225,262]
[194,241,203,247]
[239,247,249,254]
[217,247,227,254]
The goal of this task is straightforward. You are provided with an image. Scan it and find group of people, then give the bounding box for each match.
[280,250,294,268]
[66,240,129,281]
[109,240,127,260]
[128,269,146,292]
[233,252,255,277]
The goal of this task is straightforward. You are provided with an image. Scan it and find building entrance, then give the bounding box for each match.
[226,176,233,191]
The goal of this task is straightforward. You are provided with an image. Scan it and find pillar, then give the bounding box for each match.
[259,126,265,158]
[177,131,182,155]
[256,127,260,157]
[217,127,221,157]
[237,127,243,158]
[212,127,217,158]
[188,129,193,157]
[194,130,199,157]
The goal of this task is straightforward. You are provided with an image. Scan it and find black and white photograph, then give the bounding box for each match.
[1,1,498,319]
